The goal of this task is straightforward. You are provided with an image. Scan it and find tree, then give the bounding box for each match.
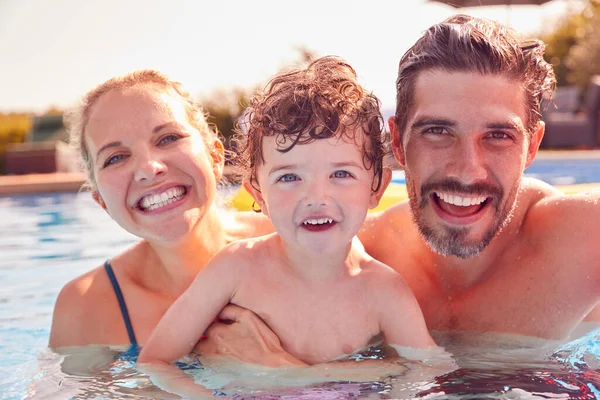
[540,0,600,88]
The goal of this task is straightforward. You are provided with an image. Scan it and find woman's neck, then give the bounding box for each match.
[141,206,228,297]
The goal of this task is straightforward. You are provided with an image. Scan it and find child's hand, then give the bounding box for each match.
[193,304,305,368]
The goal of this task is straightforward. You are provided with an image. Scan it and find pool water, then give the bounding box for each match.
[1,156,600,399]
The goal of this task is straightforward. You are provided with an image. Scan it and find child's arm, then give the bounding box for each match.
[137,245,244,365]
[376,272,437,349]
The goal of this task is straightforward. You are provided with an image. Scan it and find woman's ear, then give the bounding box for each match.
[243,180,269,217]
[369,167,392,209]
[211,139,225,181]
[92,190,107,212]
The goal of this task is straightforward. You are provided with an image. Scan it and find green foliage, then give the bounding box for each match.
[541,0,600,88]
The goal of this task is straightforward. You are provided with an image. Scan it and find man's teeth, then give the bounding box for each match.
[435,192,487,206]
[140,187,186,211]
[303,218,333,225]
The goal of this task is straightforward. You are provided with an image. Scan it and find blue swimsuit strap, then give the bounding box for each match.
[103,260,138,346]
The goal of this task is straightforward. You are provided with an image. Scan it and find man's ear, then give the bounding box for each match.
[211,139,225,181]
[92,190,108,212]
[389,117,406,167]
[243,180,269,217]
[369,167,392,209]
[526,121,545,168]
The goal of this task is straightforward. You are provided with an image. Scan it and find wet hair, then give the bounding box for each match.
[237,55,386,192]
[394,14,556,140]
[64,69,219,189]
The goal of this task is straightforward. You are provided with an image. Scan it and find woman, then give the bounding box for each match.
[49,70,277,351]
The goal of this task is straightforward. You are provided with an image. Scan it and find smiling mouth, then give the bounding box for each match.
[432,191,490,217]
[301,218,336,232]
[137,186,188,211]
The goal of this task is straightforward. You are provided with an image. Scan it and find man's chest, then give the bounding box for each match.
[400,252,592,339]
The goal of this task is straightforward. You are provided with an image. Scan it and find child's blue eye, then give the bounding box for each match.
[278,173,298,183]
[158,134,181,146]
[332,170,351,179]
[103,154,127,168]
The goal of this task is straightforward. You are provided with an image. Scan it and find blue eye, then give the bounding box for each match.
[278,173,298,183]
[103,154,126,168]
[158,134,181,146]
[332,170,351,179]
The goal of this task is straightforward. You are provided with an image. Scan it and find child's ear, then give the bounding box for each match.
[369,167,392,209]
[243,180,269,217]
[92,190,108,212]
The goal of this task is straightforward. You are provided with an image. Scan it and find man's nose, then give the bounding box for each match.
[445,140,488,185]
[133,151,167,183]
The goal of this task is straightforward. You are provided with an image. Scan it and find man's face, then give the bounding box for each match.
[391,70,543,258]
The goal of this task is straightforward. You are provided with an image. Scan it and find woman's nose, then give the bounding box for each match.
[133,154,167,183]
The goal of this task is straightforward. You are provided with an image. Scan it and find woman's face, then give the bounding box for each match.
[85,84,224,243]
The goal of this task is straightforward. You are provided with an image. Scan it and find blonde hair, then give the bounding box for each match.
[64,69,219,189]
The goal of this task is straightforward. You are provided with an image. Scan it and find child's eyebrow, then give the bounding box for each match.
[331,161,364,169]
[268,164,298,176]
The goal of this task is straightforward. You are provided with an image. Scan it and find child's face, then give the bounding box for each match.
[250,130,383,255]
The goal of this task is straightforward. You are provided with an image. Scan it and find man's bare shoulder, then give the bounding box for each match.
[360,200,414,256]
[521,177,600,232]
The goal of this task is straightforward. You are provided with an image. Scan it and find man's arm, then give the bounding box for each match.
[137,247,242,365]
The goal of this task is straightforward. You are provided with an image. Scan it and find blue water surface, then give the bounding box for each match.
[0,155,599,399]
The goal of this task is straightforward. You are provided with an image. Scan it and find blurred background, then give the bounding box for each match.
[1,0,599,182]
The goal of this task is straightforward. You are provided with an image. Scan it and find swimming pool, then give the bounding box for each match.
[1,156,599,399]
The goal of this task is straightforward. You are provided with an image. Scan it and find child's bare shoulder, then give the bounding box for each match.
[213,233,280,268]
[360,258,413,296]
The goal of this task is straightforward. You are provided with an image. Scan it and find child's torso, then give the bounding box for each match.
[231,260,383,365]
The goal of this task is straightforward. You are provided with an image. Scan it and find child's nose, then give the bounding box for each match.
[304,180,330,207]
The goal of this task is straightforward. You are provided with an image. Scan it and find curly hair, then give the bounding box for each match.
[394,14,556,141]
[64,69,219,189]
[236,56,386,192]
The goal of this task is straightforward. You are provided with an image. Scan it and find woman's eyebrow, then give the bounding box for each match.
[96,141,122,160]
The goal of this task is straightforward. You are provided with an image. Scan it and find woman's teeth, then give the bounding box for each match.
[303,218,333,225]
[435,192,487,206]
[140,187,186,211]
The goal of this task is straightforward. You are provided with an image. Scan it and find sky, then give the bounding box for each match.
[0,0,584,114]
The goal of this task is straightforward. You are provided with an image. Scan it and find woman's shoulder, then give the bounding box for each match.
[49,243,146,348]
[49,262,115,347]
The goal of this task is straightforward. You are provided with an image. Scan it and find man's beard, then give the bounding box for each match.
[405,170,518,259]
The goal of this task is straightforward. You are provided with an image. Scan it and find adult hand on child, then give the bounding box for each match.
[193,304,306,368]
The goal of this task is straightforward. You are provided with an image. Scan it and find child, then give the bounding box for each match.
[138,56,435,368]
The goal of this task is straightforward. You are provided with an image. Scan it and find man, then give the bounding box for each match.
[359,14,600,340]
[198,15,599,362]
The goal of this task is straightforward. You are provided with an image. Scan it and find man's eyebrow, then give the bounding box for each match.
[486,121,527,135]
[410,116,457,130]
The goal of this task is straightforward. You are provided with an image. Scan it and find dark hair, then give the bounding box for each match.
[395,14,556,139]
[237,55,386,191]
